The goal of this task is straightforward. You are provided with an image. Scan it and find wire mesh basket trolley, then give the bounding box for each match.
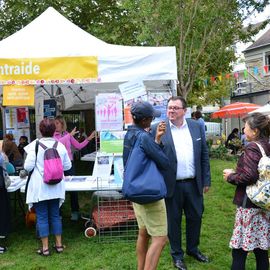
[84,190,138,242]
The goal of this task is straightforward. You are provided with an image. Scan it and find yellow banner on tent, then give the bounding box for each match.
[3,85,35,106]
[0,56,98,81]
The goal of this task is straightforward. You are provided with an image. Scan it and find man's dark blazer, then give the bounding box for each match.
[152,118,211,197]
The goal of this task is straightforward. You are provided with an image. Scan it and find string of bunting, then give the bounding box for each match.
[202,65,269,86]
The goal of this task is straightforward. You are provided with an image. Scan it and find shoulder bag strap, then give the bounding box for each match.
[38,141,47,150]
[254,142,267,157]
[25,140,39,196]
[53,141,58,149]
[124,131,142,170]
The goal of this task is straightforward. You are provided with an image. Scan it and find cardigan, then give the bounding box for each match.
[54,131,89,161]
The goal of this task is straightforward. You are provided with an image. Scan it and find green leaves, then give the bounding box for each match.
[121,0,269,103]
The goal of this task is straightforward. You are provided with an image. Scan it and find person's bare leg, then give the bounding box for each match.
[137,228,150,270]
[144,236,167,270]
[40,237,49,251]
[55,235,62,247]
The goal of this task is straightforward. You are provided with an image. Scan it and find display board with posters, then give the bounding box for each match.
[91,81,172,182]
[4,107,30,144]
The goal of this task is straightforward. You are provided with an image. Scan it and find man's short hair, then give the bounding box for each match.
[167,96,187,109]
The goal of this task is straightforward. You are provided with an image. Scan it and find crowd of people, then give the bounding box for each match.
[0,99,269,270]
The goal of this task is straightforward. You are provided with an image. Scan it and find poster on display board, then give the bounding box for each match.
[5,108,16,129]
[123,95,148,127]
[95,94,123,131]
[35,88,44,138]
[100,130,126,154]
[44,99,57,119]
[16,107,30,128]
[17,128,31,142]
[6,128,31,145]
[118,80,147,102]
[148,92,172,125]
[4,107,30,144]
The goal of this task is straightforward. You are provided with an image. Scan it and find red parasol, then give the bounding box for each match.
[211,102,261,119]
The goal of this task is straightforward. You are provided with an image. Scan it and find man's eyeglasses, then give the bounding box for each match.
[167,106,184,111]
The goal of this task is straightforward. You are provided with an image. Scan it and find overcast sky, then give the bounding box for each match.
[236,4,270,58]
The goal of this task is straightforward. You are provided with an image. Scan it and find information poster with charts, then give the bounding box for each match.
[95,94,123,131]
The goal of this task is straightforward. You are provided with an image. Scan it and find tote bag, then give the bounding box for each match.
[122,132,167,204]
[246,142,270,210]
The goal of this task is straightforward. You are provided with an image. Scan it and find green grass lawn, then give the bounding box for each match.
[0,159,258,270]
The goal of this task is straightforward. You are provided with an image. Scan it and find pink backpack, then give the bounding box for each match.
[39,141,64,185]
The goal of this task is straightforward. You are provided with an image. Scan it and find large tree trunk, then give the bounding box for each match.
[177,84,188,99]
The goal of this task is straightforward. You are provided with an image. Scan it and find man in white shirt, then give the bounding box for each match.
[153,96,211,270]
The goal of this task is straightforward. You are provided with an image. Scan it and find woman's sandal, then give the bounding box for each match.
[53,244,65,253]
[37,248,50,256]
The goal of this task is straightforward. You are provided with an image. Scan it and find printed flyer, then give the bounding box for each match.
[92,153,113,181]
[113,156,124,184]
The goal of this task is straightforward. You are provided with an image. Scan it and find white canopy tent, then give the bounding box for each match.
[0,7,178,110]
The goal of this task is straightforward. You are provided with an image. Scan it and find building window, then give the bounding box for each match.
[265,52,270,73]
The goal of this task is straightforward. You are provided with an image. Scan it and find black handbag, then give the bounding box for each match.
[122,132,167,204]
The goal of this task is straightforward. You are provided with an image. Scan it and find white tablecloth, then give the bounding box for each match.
[18,175,122,193]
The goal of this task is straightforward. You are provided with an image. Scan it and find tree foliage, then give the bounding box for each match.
[0,0,269,105]
[120,0,270,104]
[0,0,137,45]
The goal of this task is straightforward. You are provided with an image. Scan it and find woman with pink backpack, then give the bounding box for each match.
[24,119,71,256]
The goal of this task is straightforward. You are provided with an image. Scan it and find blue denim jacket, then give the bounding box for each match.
[123,125,169,170]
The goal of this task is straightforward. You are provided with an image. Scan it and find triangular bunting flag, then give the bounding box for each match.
[264,65,269,74]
